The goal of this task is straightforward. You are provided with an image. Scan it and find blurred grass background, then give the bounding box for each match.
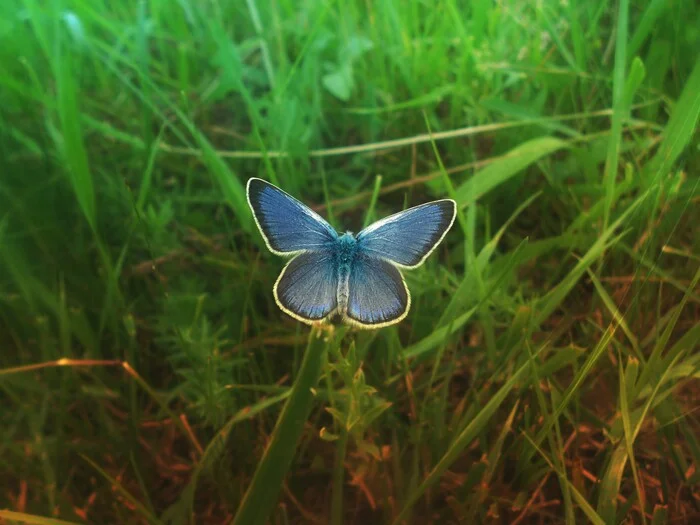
[1,0,699,524]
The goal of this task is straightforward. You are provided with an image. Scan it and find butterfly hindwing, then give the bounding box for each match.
[247,178,338,255]
[345,252,409,328]
[356,200,456,268]
[274,249,338,323]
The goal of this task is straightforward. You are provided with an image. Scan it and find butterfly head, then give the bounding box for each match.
[338,232,356,243]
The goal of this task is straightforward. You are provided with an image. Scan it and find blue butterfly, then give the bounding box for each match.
[247,178,457,329]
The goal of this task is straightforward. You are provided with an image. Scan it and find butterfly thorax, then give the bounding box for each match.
[335,233,358,315]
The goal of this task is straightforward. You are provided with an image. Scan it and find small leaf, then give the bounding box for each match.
[326,407,346,426]
[360,400,393,429]
[61,11,86,47]
[323,63,354,101]
[357,440,382,460]
[344,35,374,61]
[320,427,339,441]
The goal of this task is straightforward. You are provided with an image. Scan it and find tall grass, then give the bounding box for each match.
[1,0,699,524]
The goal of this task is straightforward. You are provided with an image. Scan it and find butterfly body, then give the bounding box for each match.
[334,233,358,316]
[247,178,456,329]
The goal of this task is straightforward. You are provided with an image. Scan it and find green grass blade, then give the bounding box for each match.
[89,36,252,232]
[136,128,163,212]
[392,346,544,524]
[404,236,528,361]
[602,0,629,232]
[402,305,478,360]
[439,195,538,327]
[533,191,646,326]
[594,267,699,521]
[454,137,567,208]
[587,269,640,358]
[620,244,700,304]
[194,133,253,234]
[643,57,700,182]
[627,0,668,60]
[465,401,519,521]
[621,58,646,121]
[618,357,647,525]
[0,511,81,525]
[232,328,336,525]
[598,350,685,523]
[522,433,605,525]
[362,174,383,228]
[80,454,161,525]
[520,300,627,469]
[171,390,291,520]
[524,340,575,524]
[636,265,700,394]
[55,27,96,231]
[330,429,349,525]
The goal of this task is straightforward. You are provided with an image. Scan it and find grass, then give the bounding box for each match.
[1,0,699,524]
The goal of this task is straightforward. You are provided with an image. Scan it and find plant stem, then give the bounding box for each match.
[232,327,331,525]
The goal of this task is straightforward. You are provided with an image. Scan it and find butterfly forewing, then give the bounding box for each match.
[345,253,409,327]
[274,250,339,323]
[247,178,338,255]
[356,200,456,268]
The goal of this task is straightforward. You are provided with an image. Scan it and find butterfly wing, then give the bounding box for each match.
[274,249,339,323]
[345,252,410,328]
[356,200,456,268]
[247,178,338,255]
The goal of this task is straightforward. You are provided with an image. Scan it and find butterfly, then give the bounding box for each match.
[247,178,457,329]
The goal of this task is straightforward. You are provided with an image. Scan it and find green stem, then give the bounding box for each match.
[232,327,331,525]
[331,428,349,525]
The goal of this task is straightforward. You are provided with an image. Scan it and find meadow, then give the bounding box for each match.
[1,0,699,524]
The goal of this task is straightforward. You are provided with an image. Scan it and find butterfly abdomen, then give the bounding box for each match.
[335,233,357,316]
